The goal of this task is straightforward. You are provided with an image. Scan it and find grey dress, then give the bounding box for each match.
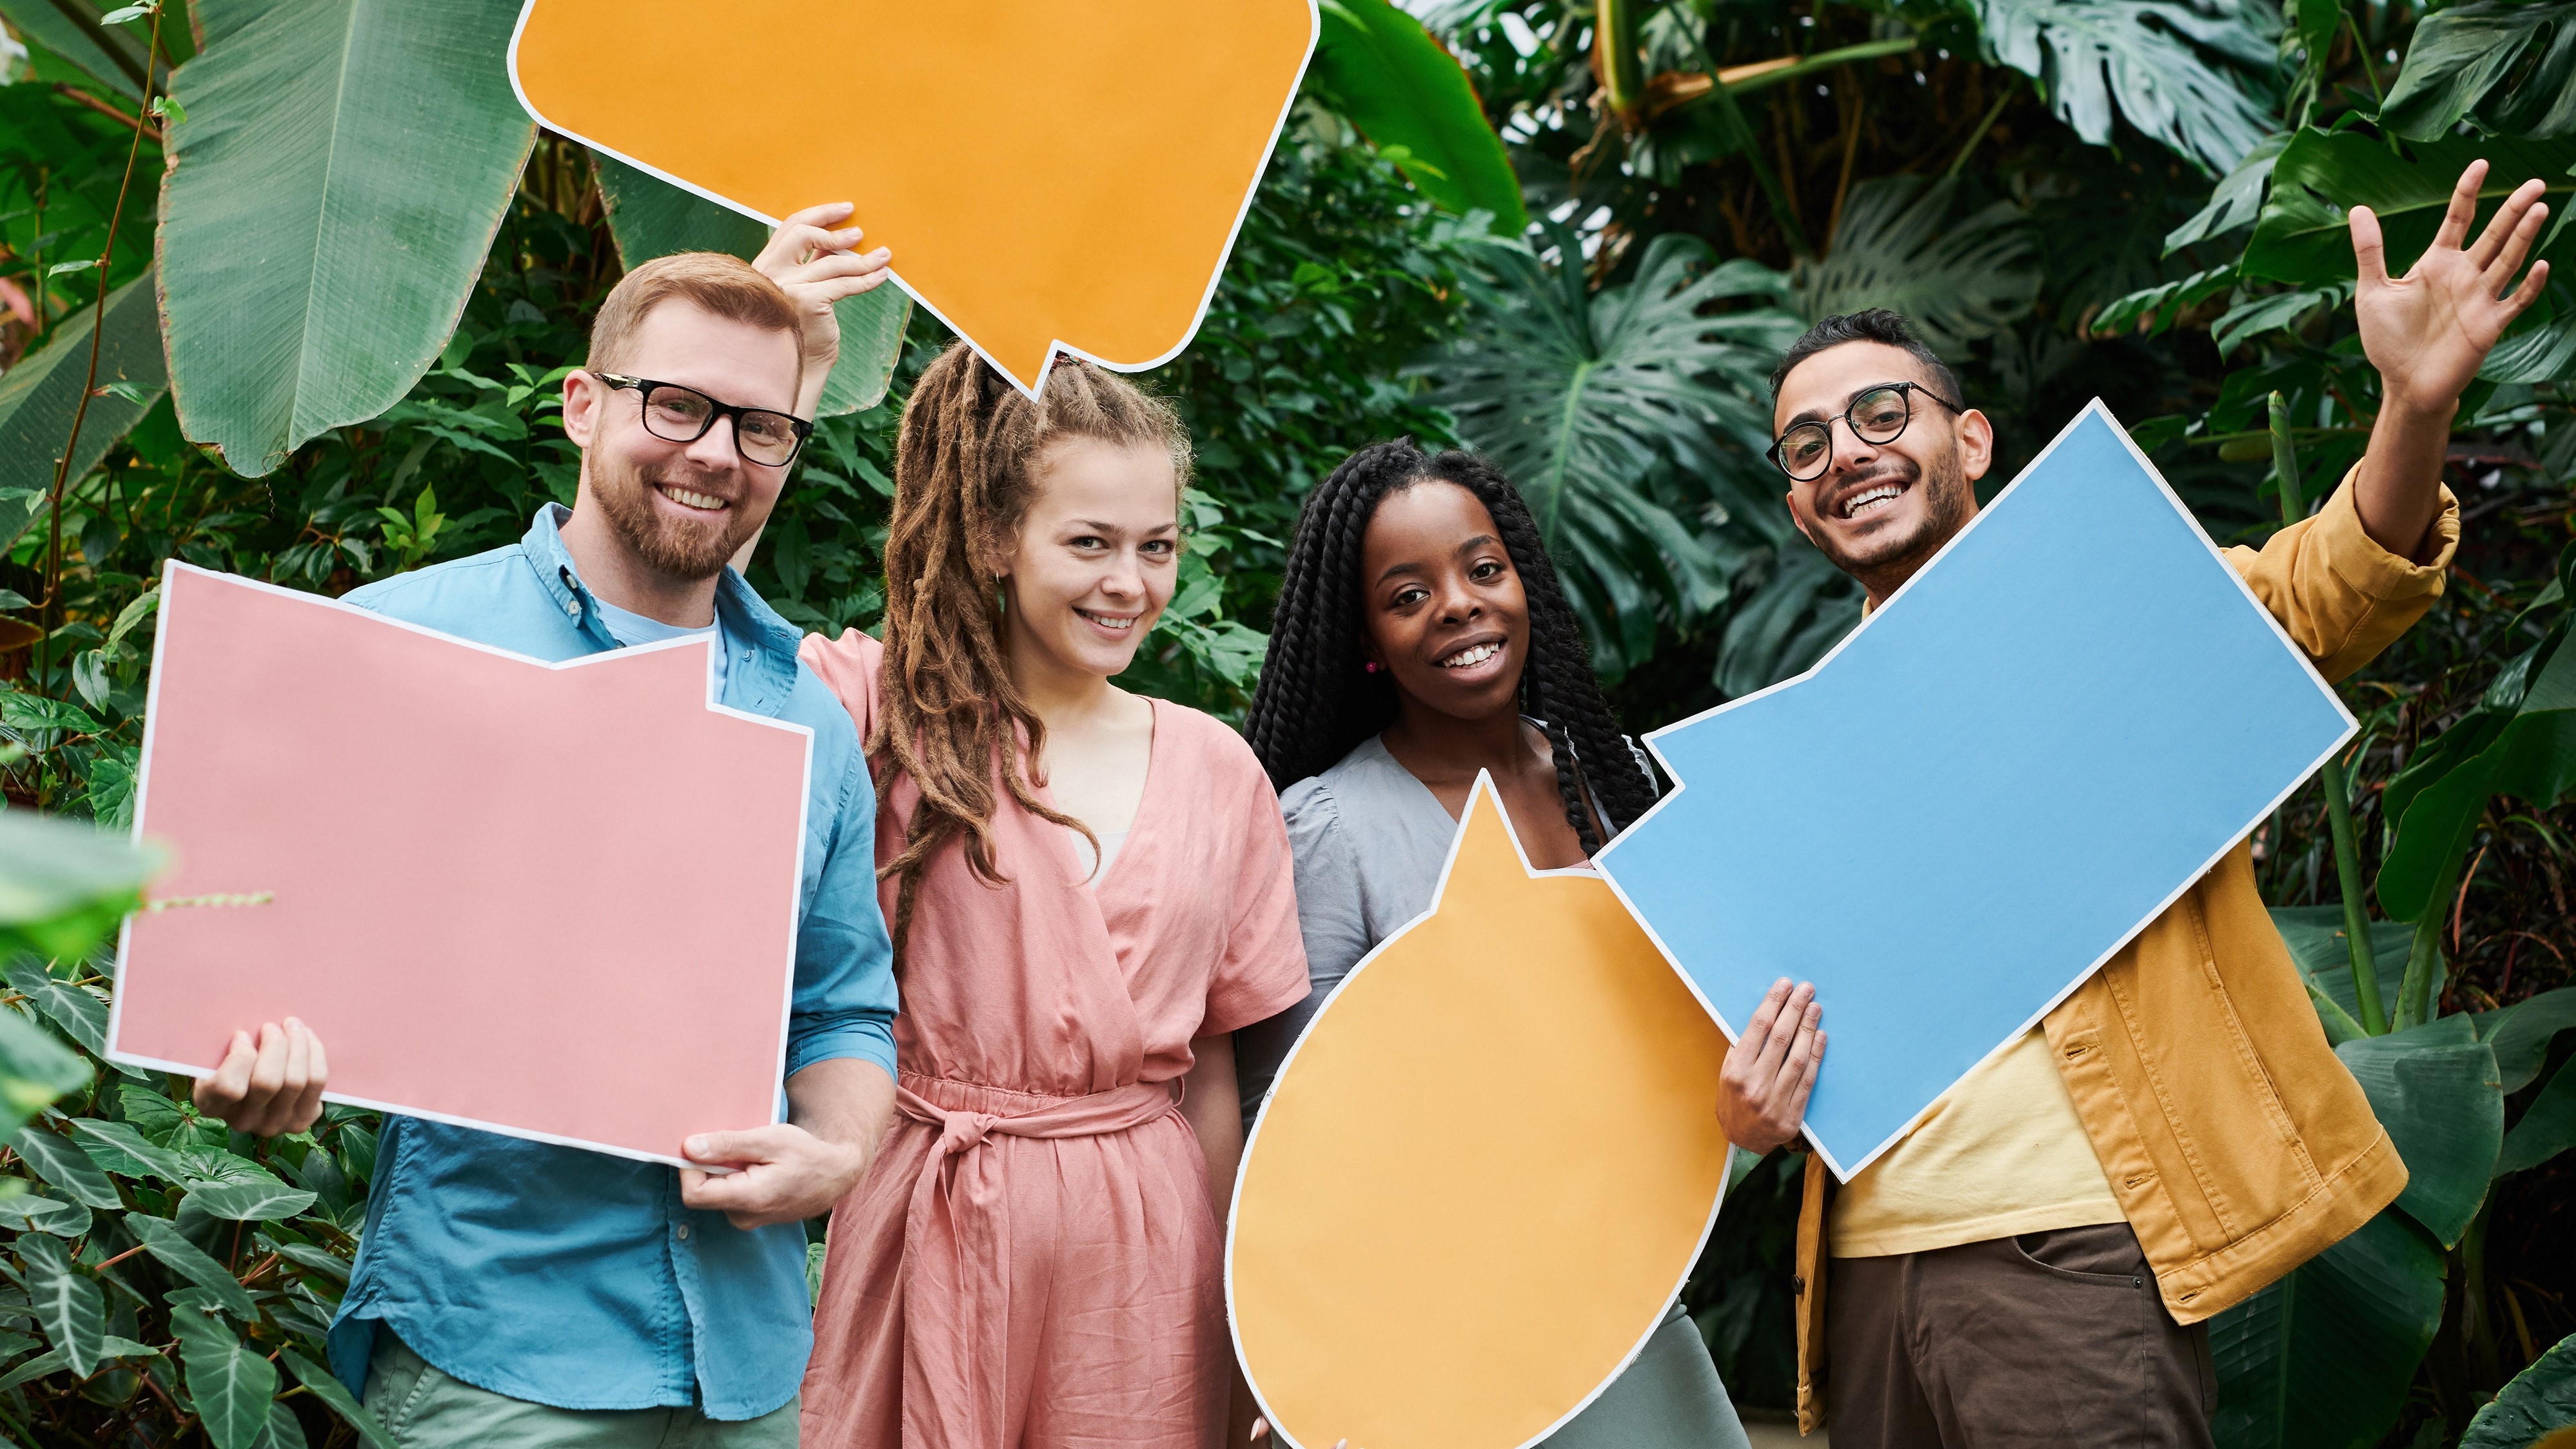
[1234,733,1753,1449]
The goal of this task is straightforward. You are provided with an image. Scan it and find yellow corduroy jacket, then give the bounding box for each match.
[1791,473,2461,1435]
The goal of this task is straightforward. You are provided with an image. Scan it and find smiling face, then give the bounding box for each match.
[562,298,802,582]
[1773,339,1994,603]
[1359,480,1529,725]
[994,436,1182,685]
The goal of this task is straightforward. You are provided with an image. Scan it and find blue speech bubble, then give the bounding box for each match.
[1595,403,2352,1178]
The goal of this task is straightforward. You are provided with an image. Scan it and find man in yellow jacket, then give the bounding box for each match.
[1713,160,2555,1446]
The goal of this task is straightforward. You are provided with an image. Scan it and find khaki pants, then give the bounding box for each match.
[362,1337,800,1449]
[1823,1222,2216,1449]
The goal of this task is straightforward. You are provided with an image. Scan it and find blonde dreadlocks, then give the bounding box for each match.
[871,342,1192,963]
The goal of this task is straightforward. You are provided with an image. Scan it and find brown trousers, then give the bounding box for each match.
[1822,1223,2216,1449]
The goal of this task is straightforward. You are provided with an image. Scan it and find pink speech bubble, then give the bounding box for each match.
[108,565,812,1165]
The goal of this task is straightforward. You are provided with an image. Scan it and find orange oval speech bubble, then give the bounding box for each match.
[509,0,1317,395]
[1230,775,1733,1449]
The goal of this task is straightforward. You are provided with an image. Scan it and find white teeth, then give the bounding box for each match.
[1442,642,1500,669]
[662,486,726,511]
[1080,609,1137,631]
[1840,484,1902,519]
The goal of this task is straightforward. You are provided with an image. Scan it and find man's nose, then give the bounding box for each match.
[685,415,743,469]
[1829,418,1882,475]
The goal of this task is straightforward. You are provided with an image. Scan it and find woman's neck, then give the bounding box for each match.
[1379,693,1528,782]
[1004,615,1121,733]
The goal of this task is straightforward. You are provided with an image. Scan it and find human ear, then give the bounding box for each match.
[562,370,604,448]
[1956,408,1996,485]
[1784,488,1817,546]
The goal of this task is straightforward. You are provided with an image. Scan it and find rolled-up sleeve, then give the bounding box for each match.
[784,742,898,1079]
[2225,470,2459,684]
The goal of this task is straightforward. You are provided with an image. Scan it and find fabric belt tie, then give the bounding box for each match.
[894,1075,1182,1449]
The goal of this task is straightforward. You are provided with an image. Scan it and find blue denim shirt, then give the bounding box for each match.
[324,507,898,1419]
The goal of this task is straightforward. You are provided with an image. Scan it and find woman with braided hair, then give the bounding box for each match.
[794,341,1307,1449]
[1233,439,1753,1449]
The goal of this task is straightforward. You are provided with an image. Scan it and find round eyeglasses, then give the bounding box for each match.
[1767,380,1962,482]
[594,373,814,468]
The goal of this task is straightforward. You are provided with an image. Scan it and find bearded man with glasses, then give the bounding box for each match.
[1712,161,2552,1449]
[185,208,907,1449]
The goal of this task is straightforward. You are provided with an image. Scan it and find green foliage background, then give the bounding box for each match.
[3,0,2576,1444]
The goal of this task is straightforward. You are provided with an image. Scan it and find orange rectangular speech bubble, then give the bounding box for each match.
[507,0,1318,395]
[108,564,813,1166]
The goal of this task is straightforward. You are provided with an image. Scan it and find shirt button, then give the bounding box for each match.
[676,1223,691,1241]
[564,599,580,618]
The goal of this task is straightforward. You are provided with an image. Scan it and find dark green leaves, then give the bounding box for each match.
[284,1348,400,1449]
[1793,177,2038,356]
[2460,1331,2576,1448]
[1974,0,2280,175]
[128,1214,258,1319]
[20,1232,104,1378]
[0,268,168,538]
[170,1306,279,1449]
[2243,130,2576,287]
[1309,0,1528,230]
[187,1180,319,1222]
[9,1122,122,1210]
[2334,1021,2503,1247]
[157,0,538,473]
[0,1008,92,1141]
[2379,1,2576,143]
[2210,1211,2446,1449]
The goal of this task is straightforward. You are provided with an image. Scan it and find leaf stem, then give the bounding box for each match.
[1945,76,2017,181]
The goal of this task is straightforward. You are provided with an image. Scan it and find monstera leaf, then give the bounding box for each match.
[157,0,538,474]
[594,157,910,416]
[1975,0,2280,175]
[1429,227,1802,675]
[2242,130,2576,288]
[1793,177,2039,355]
[2379,0,2576,143]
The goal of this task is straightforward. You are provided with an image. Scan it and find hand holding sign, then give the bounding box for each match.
[509,0,1317,393]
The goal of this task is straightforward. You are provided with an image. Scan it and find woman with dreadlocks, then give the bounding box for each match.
[793,342,1308,1449]
[1233,439,1755,1449]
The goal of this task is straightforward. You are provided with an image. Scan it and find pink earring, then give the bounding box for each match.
[1364,661,1381,673]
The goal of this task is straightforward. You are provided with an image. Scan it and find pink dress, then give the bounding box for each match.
[796,631,1309,1449]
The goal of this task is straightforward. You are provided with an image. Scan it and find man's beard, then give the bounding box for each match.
[591,455,760,581]
[1808,449,1975,597]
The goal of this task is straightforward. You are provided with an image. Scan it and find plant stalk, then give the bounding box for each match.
[2272,391,2388,1033]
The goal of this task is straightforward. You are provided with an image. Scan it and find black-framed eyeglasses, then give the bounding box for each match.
[1767,380,1963,483]
[594,373,813,468]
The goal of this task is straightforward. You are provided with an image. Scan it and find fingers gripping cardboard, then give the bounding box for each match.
[508,0,1318,394]
[1229,777,1733,1449]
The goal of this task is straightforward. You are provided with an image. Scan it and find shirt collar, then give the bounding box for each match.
[518,505,807,707]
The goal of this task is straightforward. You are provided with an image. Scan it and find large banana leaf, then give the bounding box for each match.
[2210,1210,2446,1449]
[2334,1019,2502,1248]
[2460,1332,2576,1449]
[1792,177,2038,356]
[593,157,909,417]
[1428,226,1801,674]
[2499,1058,2576,1176]
[1974,0,2279,175]
[0,266,164,549]
[156,0,536,475]
[1310,0,1528,232]
[2241,130,2576,288]
[2378,603,2576,923]
[2379,0,2576,143]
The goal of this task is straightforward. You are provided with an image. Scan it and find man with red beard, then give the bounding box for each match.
[188,210,907,1448]
[1713,162,2551,1448]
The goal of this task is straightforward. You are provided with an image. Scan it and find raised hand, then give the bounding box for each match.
[1714,978,1824,1156]
[751,201,896,406]
[192,1018,328,1138]
[2352,161,2553,416]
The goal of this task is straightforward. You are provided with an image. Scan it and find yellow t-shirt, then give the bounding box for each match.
[1827,1026,2125,1257]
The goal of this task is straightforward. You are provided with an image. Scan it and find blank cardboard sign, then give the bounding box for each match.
[108,564,812,1165]
[508,0,1317,395]
[1595,403,2355,1179]
[1230,777,1733,1449]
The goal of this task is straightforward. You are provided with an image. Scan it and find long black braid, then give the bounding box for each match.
[1245,440,1658,853]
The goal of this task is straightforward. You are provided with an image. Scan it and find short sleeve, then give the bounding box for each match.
[1199,751,1312,1042]
[798,628,884,743]
[1233,776,1371,1128]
